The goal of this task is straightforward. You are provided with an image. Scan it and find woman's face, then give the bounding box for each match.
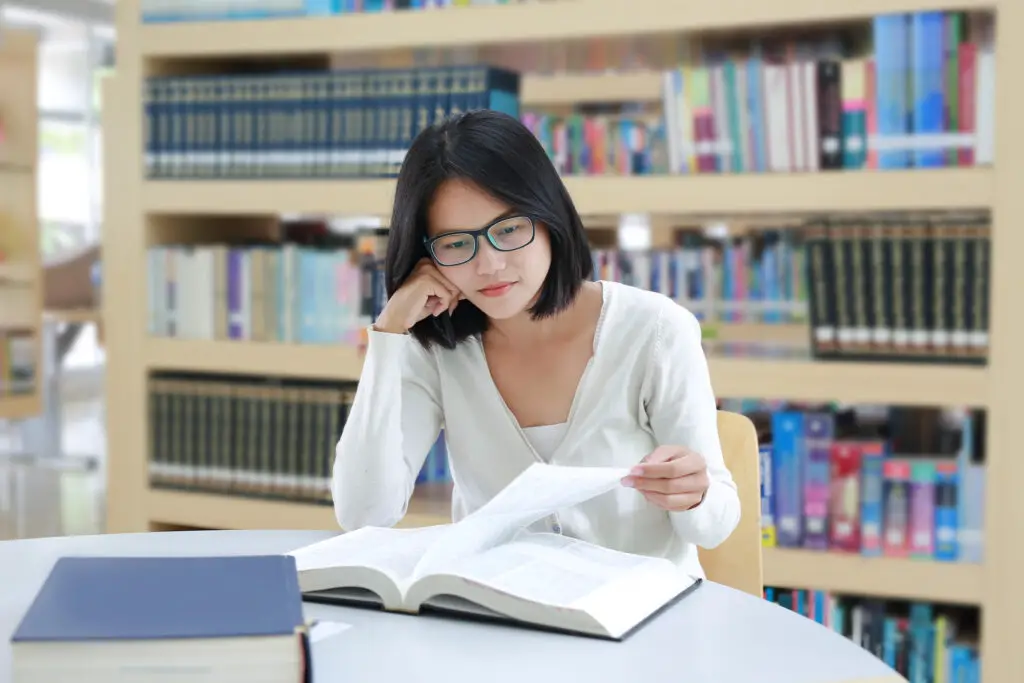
[426,179,551,321]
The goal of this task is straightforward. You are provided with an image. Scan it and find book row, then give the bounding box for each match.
[594,233,809,325]
[804,212,990,365]
[520,112,667,177]
[140,11,995,181]
[746,402,984,564]
[141,0,536,23]
[147,372,449,504]
[145,233,811,347]
[662,12,994,175]
[145,210,992,368]
[0,331,35,399]
[146,353,992,562]
[148,373,347,504]
[766,587,980,683]
[143,64,521,180]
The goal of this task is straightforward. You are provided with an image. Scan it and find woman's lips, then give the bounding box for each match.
[478,282,515,297]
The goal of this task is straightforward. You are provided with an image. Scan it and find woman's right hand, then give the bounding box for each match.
[374,258,463,334]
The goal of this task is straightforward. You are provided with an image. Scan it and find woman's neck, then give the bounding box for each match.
[484,280,602,350]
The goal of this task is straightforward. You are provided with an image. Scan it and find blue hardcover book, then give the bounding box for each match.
[911,11,947,168]
[11,555,309,682]
[873,14,912,169]
[933,459,959,561]
[812,590,825,625]
[771,410,804,548]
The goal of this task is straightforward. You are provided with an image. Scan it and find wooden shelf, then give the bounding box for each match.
[0,395,41,420]
[138,0,997,58]
[0,30,38,170]
[709,356,989,407]
[763,548,984,606]
[0,262,36,285]
[146,484,452,531]
[521,71,662,105]
[0,289,40,329]
[0,29,42,422]
[703,322,809,347]
[145,337,989,407]
[142,169,994,218]
[146,337,365,380]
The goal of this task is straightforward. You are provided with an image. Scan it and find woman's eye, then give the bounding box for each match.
[444,241,467,250]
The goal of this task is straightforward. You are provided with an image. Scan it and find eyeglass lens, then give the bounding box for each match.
[431,216,534,266]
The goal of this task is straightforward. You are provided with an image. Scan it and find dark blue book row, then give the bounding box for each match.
[144,64,520,180]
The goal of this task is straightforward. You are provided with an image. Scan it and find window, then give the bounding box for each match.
[38,120,91,257]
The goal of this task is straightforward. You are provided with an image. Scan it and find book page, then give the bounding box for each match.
[444,532,663,607]
[407,531,696,639]
[411,463,629,579]
[289,524,451,587]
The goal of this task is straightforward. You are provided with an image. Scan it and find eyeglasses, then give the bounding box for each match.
[424,215,536,267]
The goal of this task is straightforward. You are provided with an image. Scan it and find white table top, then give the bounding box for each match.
[0,530,904,683]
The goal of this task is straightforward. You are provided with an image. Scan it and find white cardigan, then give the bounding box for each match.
[332,280,741,578]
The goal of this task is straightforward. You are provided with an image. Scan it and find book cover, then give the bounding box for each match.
[12,555,307,644]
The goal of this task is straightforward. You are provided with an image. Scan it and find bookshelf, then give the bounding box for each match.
[135,0,996,57]
[143,337,990,407]
[105,0,1020,681]
[0,28,42,421]
[142,169,992,217]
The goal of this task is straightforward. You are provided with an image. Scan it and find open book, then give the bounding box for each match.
[287,463,701,640]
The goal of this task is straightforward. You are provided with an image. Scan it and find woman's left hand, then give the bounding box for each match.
[621,445,710,512]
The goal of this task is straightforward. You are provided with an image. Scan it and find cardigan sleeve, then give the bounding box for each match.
[643,302,741,549]
[332,328,443,531]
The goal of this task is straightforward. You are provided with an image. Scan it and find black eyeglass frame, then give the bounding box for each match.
[422,214,537,267]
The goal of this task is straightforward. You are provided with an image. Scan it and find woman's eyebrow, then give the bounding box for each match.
[434,210,518,234]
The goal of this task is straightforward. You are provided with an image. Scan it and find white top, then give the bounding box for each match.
[522,423,568,462]
[332,280,741,579]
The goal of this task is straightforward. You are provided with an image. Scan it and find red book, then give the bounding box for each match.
[882,459,912,557]
[829,441,863,552]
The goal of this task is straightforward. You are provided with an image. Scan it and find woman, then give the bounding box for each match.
[333,109,740,577]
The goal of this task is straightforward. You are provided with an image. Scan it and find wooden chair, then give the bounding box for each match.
[697,410,765,598]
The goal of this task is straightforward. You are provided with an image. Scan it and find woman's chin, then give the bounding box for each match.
[472,294,530,320]
[476,302,525,320]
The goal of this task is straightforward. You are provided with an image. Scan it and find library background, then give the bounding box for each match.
[0,0,1018,680]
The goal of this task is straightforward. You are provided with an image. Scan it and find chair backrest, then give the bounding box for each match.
[697,410,764,598]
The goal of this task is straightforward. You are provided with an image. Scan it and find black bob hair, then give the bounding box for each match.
[385,109,594,350]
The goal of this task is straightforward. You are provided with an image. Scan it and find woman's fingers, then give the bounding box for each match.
[410,260,464,321]
[417,259,462,299]
[422,272,461,314]
[431,269,462,300]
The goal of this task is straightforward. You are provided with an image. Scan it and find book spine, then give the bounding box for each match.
[859,441,886,557]
[829,442,861,552]
[909,460,937,559]
[761,444,774,548]
[802,413,833,549]
[882,459,912,557]
[817,59,843,170]
[771,411,804,548]
[933,460,959,561]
